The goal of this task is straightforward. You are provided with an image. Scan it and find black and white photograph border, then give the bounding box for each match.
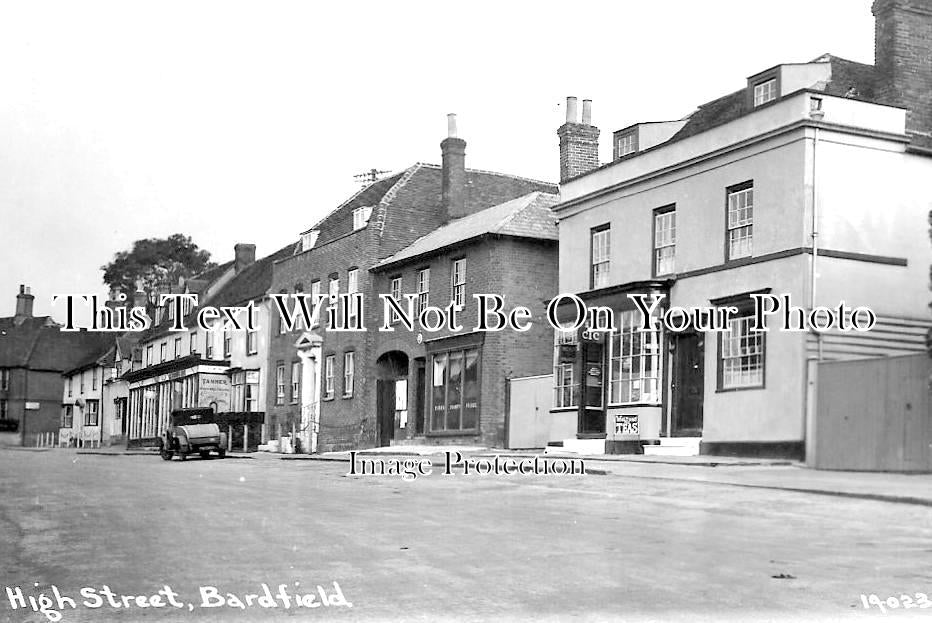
[1,1,931,621]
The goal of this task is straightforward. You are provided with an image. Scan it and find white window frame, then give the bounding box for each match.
[352,207,373,230]
[324,355,335,399]
[552,329,579,409]
[591,227,610,289]
[451,259,465,307]
[291,361,300,404]
[347,268,359,323]
[753,79,776,107]
[609,311,662,405]
[616,132,636,158]
[389,277,403,323]
[85,399,100,426]
[1,368,9,391]
[247,328,258,355]
[343,352,355,397]
[276,364,285,405]
[301,230,319,252]
[174,337,182,359]
[310,281,321,328]
[720,313,765,389]
[189,331,198,354]
[160,342,167,363]
[727,184,754,260]
[654,208,676,276]
[416,268,430,316]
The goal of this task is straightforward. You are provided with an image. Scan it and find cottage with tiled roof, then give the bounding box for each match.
[548,0,932,464]
[268,114,558,453]
[0,285,113,447]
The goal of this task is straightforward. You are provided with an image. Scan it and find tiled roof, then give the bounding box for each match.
[373,191,560,270]
[205,244,297,309]
[138,243,295,342]
[0,316,114,372]
[294,164,558,257]
[669,55,881,143]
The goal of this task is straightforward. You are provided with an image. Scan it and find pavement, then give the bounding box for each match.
[2,449,932,621]
[11,443,929,507]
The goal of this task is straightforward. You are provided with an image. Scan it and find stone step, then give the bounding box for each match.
[643,437,701,457]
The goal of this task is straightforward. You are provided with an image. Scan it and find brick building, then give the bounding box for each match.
[370,191,559,447]
[0,285,112,446]
[267,115,557,452]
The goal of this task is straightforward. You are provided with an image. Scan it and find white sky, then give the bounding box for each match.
[0,0,875,321]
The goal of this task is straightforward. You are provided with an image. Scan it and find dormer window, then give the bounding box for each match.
[615,132,637,159]
[300,230,320,252]
[753,79,776,107]
[353,207,373,230]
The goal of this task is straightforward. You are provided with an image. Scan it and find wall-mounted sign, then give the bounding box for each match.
[615,414,639,436]
[24,402,40,411]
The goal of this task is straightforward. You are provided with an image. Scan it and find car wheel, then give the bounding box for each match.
[217,449,226,459]
[199,451,211,460]
[179,452,187,461]
[160,447,173,461]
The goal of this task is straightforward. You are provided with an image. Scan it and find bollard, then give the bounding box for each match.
[243,424,248,453]
[228,425,233,452]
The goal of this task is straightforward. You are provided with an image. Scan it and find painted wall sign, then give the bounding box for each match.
[24,402,40,410]
[198,373,231,412]
[615,414,639,436]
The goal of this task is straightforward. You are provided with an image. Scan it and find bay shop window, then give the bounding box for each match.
[552,311,663,409]
[609,311,662,405]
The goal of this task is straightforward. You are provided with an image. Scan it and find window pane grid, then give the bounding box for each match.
[721,316,764,388]
[727,187,753,259]
[591,229,610,288]
[654,211,676,275]
[609,311,661,405]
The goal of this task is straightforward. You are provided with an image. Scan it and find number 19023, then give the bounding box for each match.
[860,593,931,613]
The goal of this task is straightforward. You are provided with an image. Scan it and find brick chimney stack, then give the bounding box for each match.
[234,243,257,274]
[441,113,467,220]
[873,0,932,137]
[558,96,600,183]
[14,284,34,321]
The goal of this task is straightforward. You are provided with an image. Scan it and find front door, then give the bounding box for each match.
[671,333,704,437]
[376,379,395,446]
[578,338,605,435]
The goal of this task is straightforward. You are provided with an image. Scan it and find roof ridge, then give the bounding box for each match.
[490,192,542,232]
[300,166,412,235]
[374,163,425,239]
[414,161,556,188]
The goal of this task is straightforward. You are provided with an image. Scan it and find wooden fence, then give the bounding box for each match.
[813,354,931,471]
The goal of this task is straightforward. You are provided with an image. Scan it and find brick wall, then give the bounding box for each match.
[874,0,932,135]
[558,123,601,182]
[370,235,558,448]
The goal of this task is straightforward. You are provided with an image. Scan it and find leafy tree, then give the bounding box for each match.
[101,234,216,307]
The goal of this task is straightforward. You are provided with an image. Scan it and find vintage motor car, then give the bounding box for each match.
[159,408,227,461]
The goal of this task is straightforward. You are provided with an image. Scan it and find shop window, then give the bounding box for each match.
[610,311,662,405]
[431,348,479,432]
[553,330,579,408]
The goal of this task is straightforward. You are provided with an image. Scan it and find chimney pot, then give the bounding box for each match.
[234,243,257,274]
[873,0,932,135]
[558,98,600,183]
[566,96,578,124]
[441,116,468,221]
[14,284,35,320]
